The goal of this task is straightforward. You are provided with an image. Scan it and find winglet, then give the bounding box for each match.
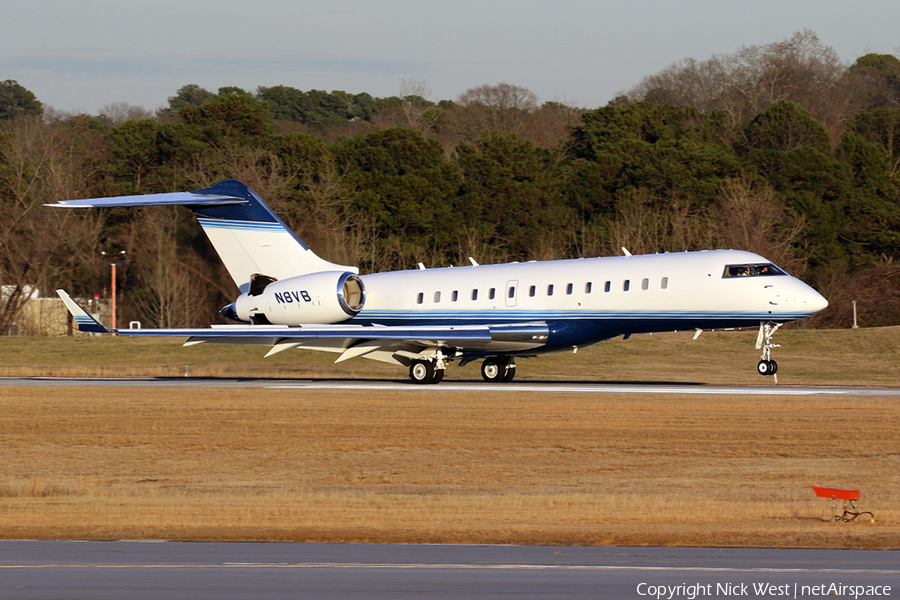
[56,290,111,334]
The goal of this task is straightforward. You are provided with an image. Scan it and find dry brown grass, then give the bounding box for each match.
[1,386,898,548]
[0,325,898,386]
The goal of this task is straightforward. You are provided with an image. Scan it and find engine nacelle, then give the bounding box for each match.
[231,271,365,325]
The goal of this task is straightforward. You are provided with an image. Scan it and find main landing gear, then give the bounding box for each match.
[409,358,444,384]
[481,357,516,383]
[408,355,517,384]
[756,322,782,377]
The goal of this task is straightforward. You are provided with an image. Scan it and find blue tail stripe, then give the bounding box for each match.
[190,180,309,250]
[197,219,286,232]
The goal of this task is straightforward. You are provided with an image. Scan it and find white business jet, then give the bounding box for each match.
[50,180,828,384]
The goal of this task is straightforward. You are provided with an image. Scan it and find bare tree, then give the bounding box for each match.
[99,102,155,125]
[129,207,211,328]
[367,78,441,136]
[709,176,807,272]
[444,83,540,143]
[300,155,379,269]
[603,190,713,256]
[628,30,849,132]
[398,78,434,131]
[0,116,106,334]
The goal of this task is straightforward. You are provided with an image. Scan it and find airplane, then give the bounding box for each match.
[50,179,829,384]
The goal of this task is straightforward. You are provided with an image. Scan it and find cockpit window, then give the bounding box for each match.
[722,263,786,278]
[752,264,785,276]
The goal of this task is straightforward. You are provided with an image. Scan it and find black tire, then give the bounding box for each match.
[502,365,516,382]
[409,359,435,384]
[432,369,444,384]
[481,358,504,382]
[757,360,772,376]
[769,360,778,375]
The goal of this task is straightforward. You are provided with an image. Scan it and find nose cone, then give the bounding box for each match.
[801,286,829,314]
[776,278,828,319]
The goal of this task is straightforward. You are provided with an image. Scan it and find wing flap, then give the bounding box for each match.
[118,322,549,352]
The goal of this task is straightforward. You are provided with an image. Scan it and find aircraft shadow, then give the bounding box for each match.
[141,376,708,387]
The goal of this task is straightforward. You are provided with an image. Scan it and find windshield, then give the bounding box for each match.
[722,263,786,278]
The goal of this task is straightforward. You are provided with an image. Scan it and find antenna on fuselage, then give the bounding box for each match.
[621,247,632,256]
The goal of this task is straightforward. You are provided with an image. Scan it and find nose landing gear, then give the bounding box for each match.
[756,322,781,378]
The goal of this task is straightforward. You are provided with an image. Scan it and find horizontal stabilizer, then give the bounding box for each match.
[49,180,356,288]
[56,290,110,334]
[45,191,247,209]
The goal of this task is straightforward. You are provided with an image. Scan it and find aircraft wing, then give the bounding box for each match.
[57,290,549,364]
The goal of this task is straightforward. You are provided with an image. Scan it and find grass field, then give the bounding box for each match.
[0,327,898,548]
[0,325,898,386]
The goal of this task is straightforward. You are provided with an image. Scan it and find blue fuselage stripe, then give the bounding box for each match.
[347,312,808,353]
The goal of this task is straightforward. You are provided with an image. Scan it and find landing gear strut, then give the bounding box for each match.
[481,357,516,383]
[756,322,781,377]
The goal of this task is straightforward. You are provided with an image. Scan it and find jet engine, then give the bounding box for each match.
[226,271,365,325]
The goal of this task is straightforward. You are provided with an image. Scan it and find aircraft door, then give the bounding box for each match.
[505,280,518,307]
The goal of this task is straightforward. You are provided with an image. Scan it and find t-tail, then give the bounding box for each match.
[48,180,355,292]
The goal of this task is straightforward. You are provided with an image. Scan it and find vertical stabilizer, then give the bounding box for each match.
[189,180,356,290]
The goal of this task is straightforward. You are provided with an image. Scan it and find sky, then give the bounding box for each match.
[3,0,899,115]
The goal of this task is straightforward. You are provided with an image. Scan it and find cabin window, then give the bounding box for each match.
[529,285,536,297]
[623,280,630,292]
[508,286,516,299]
[433,291,441,303]
[604,281,611,293]
[641,278,649,291]
[566,283,573,295]
[417,292,424,304]
[547,284,554,296]
[585,282,592,294]
[489,288,496,300]
[452,290,458,302]
[472,289,478,301]
[661,277,668,289]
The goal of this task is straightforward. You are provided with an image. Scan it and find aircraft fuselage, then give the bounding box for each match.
[352,249,826,355]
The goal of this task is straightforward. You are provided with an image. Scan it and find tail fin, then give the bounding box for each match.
[57,290,110,334]
[48,180,355,292]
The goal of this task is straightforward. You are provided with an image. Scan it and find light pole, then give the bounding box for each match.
[101,250,126,334]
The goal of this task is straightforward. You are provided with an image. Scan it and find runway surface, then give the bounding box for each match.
[1,541,897,599]
[1,376,899,396]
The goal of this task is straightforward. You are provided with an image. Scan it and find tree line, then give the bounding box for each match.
[1,30,898,332]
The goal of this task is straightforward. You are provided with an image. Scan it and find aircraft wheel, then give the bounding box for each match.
[502,365,516,382]
[757,360,774,376]
[432,368,445,384]
[409,359,435,384]
[769,360,778,375]
[481,358,504,382]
